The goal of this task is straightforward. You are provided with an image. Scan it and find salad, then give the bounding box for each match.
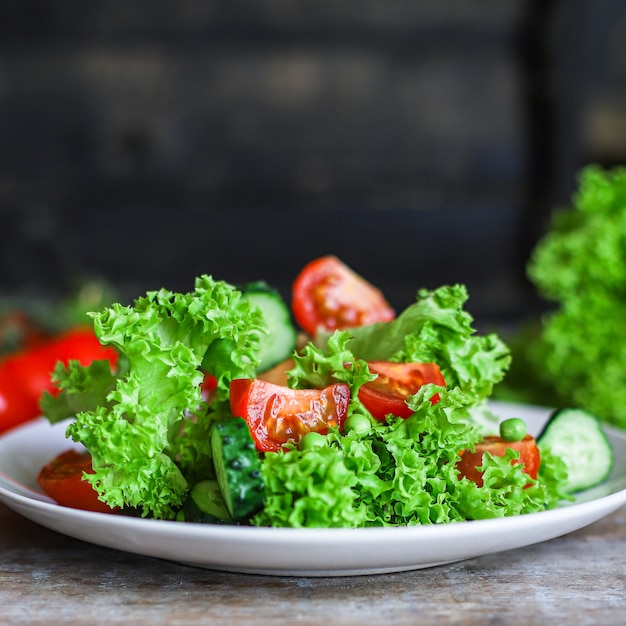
[34,256,612,527]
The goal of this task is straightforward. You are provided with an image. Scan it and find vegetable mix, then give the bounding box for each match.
[31,257,587,527]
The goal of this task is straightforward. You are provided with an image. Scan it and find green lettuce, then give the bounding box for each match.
[287,330,376,419]
[40,271,567,527]
[316,284,510,423]
[255,386,562,528]
[43,275,265,519]
[496,165,626,429]
[254,442,367,528]
[254,289,565,528]
[41,359,121,423]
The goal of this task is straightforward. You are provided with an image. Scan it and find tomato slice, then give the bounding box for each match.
[292,256,395,335]
[36,449,119,514]
[456,435,541,487]
[229,378,350,452]
[358,361,445,421]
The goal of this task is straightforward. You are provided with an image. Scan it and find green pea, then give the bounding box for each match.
[299,431,328,451]
[343,413,372,436]
[499,417,527,442]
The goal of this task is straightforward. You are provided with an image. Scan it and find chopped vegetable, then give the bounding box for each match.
[256,387,553,528]
[176,479,232,524]
[229,378,350,452]
[34,258,595,526]
[358,361,445,421]
[316,284,511,421]
[537,408,614,493]
[42,275,265,519]
[37,449,119,514]
[40,359,119,424]
[457,434,540,488]
[292,255,395,335]
[211,418,265,520]
[241,281,297,373]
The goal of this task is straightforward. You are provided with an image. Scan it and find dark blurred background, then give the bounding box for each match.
[0,0,625,324]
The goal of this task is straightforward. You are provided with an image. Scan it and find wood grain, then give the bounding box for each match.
[1,502,625,625]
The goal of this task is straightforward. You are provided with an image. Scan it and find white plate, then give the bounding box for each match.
[1,401,625,577]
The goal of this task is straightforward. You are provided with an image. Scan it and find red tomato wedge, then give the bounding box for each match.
[456,435,541,487]
[292,256,395,335]
[358,361,446,421]
[37,449,119,514]
[229,378,350,452]
[0,327,118,434]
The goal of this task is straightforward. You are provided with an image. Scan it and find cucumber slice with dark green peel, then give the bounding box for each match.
[242,281,297,372]
[537,408,614,493]
[211,418,265,520]
[176,479,232,524]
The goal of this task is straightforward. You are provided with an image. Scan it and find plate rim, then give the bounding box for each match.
[1,401,625,576]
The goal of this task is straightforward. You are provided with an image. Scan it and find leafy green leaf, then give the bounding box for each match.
[52,275,264,519]
[253,443,367,528]
[287,330,376,418]
[503,165,626,428]
[254,385,564,528]
[318,285,511,410]
[39,359,120,424]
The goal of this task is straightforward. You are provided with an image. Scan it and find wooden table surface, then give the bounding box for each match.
[1,502,625,625]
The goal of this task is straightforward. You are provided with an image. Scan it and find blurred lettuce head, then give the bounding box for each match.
[513,165,626,428]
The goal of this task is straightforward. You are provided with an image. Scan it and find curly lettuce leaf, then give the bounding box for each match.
[529,165,626,302]
[500,165,626,428]
[56,275,264,519]
[254,386,562,528]
[315,285,510,422]
[253,443,367,528]
[40,359,121,424]
[287,330,376,418]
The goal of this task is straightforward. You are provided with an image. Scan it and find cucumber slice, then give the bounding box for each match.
[176,479,232,524]
[211,418,265,520]
[537,408,614,493]
[242,281,297,372]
